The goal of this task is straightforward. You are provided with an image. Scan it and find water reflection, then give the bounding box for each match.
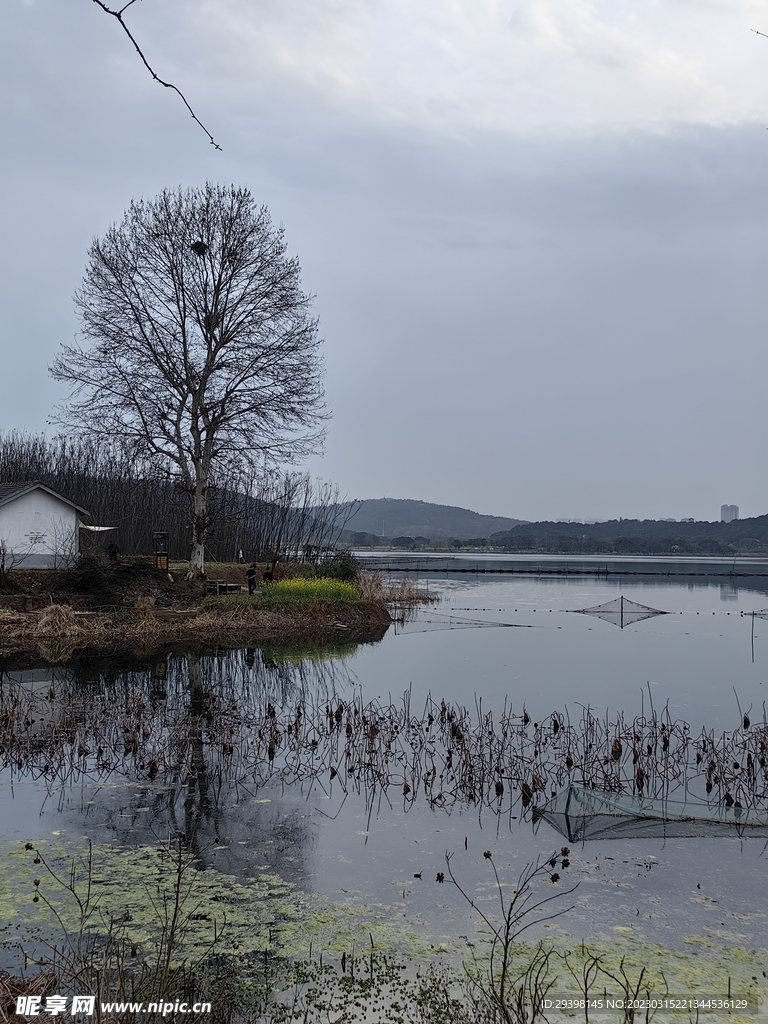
[0,645,365,884]
[3,566,768,964]
[3,647,766,848]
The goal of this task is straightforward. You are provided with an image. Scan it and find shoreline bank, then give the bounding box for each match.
[0,599,393,659]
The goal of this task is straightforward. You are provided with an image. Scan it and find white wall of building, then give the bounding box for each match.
[0,489,79,568]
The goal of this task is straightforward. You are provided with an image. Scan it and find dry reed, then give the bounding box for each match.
[357,570,433,604]
[0,600,391,656]
[35,604,80,635]
[133,596,156,618]
[2,656,765,817]
[0,971,56,1024]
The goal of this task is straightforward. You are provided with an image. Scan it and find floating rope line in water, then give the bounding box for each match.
[395,610,528,633]
[428,604,768,625]
[444,607,519,612]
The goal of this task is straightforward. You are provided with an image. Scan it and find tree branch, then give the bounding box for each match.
[90,0,222,150]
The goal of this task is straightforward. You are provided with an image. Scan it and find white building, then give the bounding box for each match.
[0,482,89,569]
[720,504,739,524]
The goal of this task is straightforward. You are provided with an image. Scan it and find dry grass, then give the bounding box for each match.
[0,608,27,627]
[189,600,391,644]
[357,570,434,604]
[35,603,80,635]
[134,596,156,617]
[0,598,392,657]
[0,971,56,1024]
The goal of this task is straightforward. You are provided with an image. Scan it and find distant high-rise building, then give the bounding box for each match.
[721,504,739,523]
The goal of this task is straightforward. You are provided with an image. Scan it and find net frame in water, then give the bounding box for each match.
[537,784,768,841]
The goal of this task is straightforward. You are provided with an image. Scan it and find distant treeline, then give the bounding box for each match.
[343,517,768,555]
[0,433,354,564]
[489,517,768,555]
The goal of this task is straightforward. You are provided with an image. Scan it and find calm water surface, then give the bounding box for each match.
[2,557,767,973]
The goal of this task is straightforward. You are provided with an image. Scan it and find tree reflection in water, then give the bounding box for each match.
[2,644,767,874]
[0,645,360,881]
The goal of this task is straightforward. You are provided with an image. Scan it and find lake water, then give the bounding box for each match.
[2,556,767,996]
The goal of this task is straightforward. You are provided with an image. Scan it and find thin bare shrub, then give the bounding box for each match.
[446,851,575,1024]
[356,570,386,600]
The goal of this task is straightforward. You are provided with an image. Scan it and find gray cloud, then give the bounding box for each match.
[1,1,768,521]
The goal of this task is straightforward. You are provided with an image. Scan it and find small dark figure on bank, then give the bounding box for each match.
[246,563,257,595]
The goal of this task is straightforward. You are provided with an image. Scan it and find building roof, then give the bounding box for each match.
[0,481,90,517]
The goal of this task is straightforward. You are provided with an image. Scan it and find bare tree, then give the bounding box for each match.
[50,184,326,578]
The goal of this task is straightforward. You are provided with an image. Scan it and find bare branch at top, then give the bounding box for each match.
[91,0,222,150]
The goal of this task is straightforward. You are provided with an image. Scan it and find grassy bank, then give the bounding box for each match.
[0,558,440,658]
[0,571,399,658]
[202,577,360,608]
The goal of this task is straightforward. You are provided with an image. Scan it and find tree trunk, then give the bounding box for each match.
[187,476,208,579]
[188,537,206,579]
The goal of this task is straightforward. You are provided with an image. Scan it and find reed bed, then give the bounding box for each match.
[356,570,434,605]
[235,692,768,813]
[1,656,765,816]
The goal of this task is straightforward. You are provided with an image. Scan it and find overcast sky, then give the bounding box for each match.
[3,0,768,522]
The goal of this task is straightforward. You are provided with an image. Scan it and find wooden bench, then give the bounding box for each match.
[205,580,243,595]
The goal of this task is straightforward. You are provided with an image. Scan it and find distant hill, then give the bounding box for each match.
[489,516,768,555]
[341,498,526,541]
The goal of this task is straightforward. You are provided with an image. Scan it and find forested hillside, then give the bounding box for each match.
[342,498,526,540]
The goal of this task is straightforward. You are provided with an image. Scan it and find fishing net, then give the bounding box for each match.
[536,785,768,841]
[571,595,667,628]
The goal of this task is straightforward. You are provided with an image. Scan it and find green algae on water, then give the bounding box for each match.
[2,839,766,1015]
[0,839,450,967]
